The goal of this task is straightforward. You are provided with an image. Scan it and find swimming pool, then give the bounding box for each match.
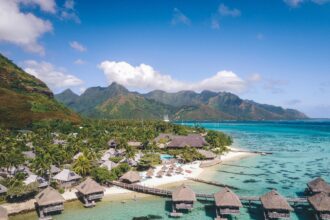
[160,154,174,160]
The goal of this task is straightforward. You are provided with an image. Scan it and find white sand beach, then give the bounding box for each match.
[2,147,256,215]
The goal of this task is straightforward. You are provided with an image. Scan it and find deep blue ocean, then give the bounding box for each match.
[10,121,330,220]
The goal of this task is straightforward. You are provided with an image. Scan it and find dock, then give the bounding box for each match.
[187,177,240,190]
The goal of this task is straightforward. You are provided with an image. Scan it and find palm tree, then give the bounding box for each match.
[73,155,91,176]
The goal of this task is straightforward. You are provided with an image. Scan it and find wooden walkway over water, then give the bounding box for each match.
[110,181,308,204]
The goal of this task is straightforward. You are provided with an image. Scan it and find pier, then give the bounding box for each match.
[187,177,240,190]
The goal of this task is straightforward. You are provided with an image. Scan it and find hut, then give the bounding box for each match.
[167,134,208,149]
[76,178,104,207]
[100,160,117,171]
[52,169,81,188]
[119,171,141,184]
[260,190,293,219]
[214,187,242,219]
[197,149,217,160]
[306,177,330,195]
[171,184,196,213]
[146,169,154,178]
[308,192,330,220]
[156,170,164,178]
[49,165,61,176]
[22,151,36,160]
[0,184,7,195]
[0,206,8,220]
[35,187,65,219]
[23,174,48,188]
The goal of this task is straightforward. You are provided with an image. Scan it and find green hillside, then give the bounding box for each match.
[0,54,81,128]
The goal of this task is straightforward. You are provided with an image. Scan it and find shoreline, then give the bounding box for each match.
[2,147,257,216]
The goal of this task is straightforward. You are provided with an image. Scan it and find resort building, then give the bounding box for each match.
[119,171,141,183]
[167,134,208,149]
[100,160,117,171]
[76,178,104,207]
[52,169,81,188]
[197,149,217,160]
[260,190,293,219]
[0,183,7,195]
[23,174,48,188]
[35,187,65,219]
[171,184,196,216]
[306,177,330,195]
[49,165,61,176]
[308,192,330,220]
[213,187,242,219]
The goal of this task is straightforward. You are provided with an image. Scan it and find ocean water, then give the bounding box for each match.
[10,121,330,220]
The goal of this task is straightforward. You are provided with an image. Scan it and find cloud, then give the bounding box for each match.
[171,8,191,26]
[69,41,86,52]
[218,4,241,17]
[263,79,288,94]
[74,59,85,65]
[24,60,83,90]
[283,0,330,7]
[211,16,220,29]
[19,0,57,13]
[60,0,80,23]
[98,60,255,93]
[286,99,302,105]
[0,0,53,55]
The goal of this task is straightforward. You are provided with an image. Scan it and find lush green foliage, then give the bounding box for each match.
[205,130,233,153]
[138,153,161,170]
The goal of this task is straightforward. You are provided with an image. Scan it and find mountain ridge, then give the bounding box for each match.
[55,82,308,121]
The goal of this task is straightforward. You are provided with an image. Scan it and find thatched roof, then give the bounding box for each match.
[260,190,293,211]
[0,184,7,194]
[128,141,142,147]
[23,174,48,188]
[154,133,174,143]
[119,171,141,183]
[307,177,330,194]
[50,165,61,174]
[53,169,81,182]
[214,187,242,208]
[0,206,8,220]
[167,134,208,148]
[35,187,65,206]
[308,192,330,212]
[76,178,104,195]
[172,184,196,202]
[197,149,216,159]
[22,151,36,159]
[100,160,117,171]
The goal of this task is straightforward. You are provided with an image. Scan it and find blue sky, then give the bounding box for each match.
[0,0,330,117]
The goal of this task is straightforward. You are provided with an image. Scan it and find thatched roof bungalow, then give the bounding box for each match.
[167,134,208,149]
[53,169,81,188]
[260,190,293,219]
[23,174,48,188]
[214,187,242,217]
[308,192,330,220]
[35,187,65,218]
[197,149,217,160]
[76,178,104,206]
[306,177,330,195]
[119,171,141,183]
[172,184,196,211]
[100,160,117,171]
[0,184,7,195]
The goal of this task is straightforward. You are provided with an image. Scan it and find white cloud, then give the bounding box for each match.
[218,4,241,17]
[283,0,330,7]
[19,0,56,13]
[69,41,86,52]
[98,60,254,94]
[0,0,53,55]
[171,8,191,26]
[60,0,80,23]
[74,59,85,65]
[24,60,83,90]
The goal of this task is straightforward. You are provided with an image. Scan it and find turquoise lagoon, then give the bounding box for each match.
[10,121,330,220]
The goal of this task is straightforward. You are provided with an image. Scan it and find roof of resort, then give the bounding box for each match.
[119,171,141,183]
[100,160,117,171]
[154,133,174,142]
[307,177,330,194]
[50,165,61,174]
[76,178,104,195]
[197,149,216,159]
[308,192,330,212]
[23,174,48,187]
[167,134,208,148]
[260,190,293,211]
[0,183,7,194]
[172,184,196,202]
[35,187,65,206]
[53,169,81,182]
[22,151,36,159]
[214,187,242,208]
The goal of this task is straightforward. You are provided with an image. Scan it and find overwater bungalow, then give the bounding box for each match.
[35,187,65,220]
[167,134,208,149]
[260,190,293,220]
[306,177,330,195]
[76,178,104,207]
[308,192,330,220]
[197,149,217,160]
[119,171,141,184]
[214,187,243,219]
[0,183,7,195]
[0,206,8,220]
[52,169,81,188]
[170,184,196,217]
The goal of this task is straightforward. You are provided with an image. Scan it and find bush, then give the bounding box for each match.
[138,153,161,170]
[91,167,111,184]
[109,156,123,163]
